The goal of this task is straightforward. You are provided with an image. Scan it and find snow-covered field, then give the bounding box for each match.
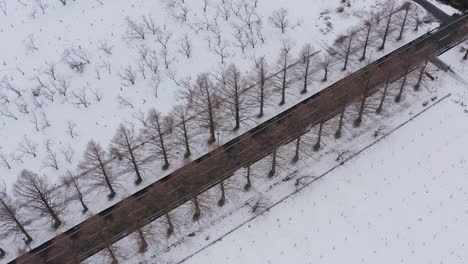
[0,0,450,262]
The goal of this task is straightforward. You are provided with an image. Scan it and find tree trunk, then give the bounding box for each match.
[165,213,174,237]
[280,67,287,106]
[354,78,370,127]
[397,5,410,41]
[244,166,252,191]
[218,180,226,207]
[395,68,409,103]
[157,123,170,170]
[258,63,266,118]
[322,67,328,82]
[138,228,148,253]
[301,57,310,94]
[268,148,277,178]
[0,247,5,258]
[192,196,201,221]
[360,19,372,61]
[379,7,394,50]
[377,77,390,113]
[97,151,116,199]
[107,245,118,264]
[343,35,353,71]
[335,104,346,139]
[313,121,324,151]
[414,60,428,91]
[182,117,191,158]
[292,136,301,163]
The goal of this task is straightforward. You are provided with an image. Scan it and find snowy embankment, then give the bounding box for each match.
[156,46,468,264]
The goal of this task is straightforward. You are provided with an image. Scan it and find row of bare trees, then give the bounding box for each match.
[1,1,434,259]
[13,53,435,263]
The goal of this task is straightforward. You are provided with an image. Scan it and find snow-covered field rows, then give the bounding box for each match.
[171,47,468,264]
[0,0,438,262]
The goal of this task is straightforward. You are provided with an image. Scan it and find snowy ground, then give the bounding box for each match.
[0,0,446,262]
[145,44,468,264]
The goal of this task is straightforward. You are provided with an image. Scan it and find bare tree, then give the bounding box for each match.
[396,2,411,41]
[144,110,173,170]
[334,32,358,71]
[125,17,146,40]
[358,15,375,61]
[43,140,59,170]
[66,120,78,138]
[0,0,6,16]
[269,8,289,34]
[250,57,272,118]
[319,54,331,82]
[0,77,22,97]
[378,1,396,51]
[142,14,159,35]
[61,171,88,213]
[79,140,117,199]
[52,75,71,96]
[118,65,136,85]
[219,64,250,130]
[44,61,57,81]
[296,44,315,94]
[274,40,294,105]
[172,105,193,158]
[210,39,230,65]
[14,170,65,229]
[0,182,33,243]
[178,35,192,59]
[72,87,91,108]
[63,47,90,73]
[34,0,48,14]
[192,74,222,144]
[18,137,38,158]
[24,34,39,53]
[0,151,12,170]
[111,124,144,184]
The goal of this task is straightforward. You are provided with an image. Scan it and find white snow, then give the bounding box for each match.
[0,0,458,263]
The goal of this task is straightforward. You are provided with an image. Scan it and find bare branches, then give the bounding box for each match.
[269,8,289,34]
[24,34,39,53]
[172,105,193,158]
[178,35,192,59]
[66,120,78,139]
[144,110,173,170]
[63,47,90,73]
[43,140,59,170]
[0,182,33,243]
[79,140,117,199]
[0,76,22,97]
[142,14,159,35]
[118,65,136,85]
[111,124,144,184]
[219,64,251,130]
[14,170,65,228]
[18,137,38,158]
[0,151,12,170]
[125,17,146,40]
[192,74,222,144]
[72,87,91,108]
[61,171,88,213]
